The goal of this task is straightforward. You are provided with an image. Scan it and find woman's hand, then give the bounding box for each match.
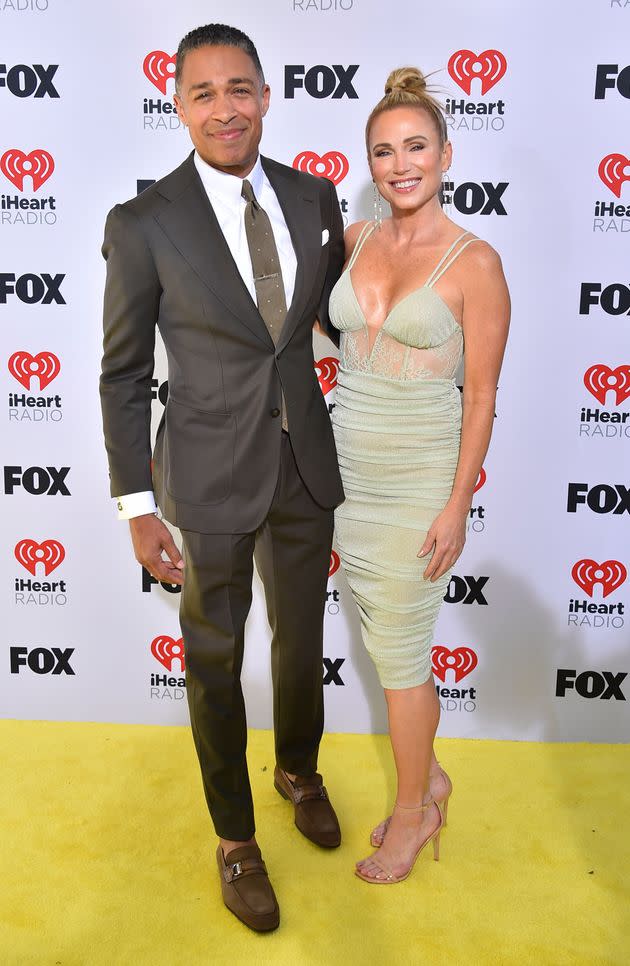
[417,503,468,582]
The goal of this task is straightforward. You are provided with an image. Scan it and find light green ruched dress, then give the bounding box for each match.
[330,223,479,689]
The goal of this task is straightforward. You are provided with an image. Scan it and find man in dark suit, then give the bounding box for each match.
[100,24,344,932]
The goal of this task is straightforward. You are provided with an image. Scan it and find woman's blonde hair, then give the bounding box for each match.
[365,67,447,152]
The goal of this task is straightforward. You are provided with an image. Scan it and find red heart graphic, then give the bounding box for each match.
[474,467,487,493]
[432,645,478,683]
[143,51,177,95]
[329,550,340,578]
[584,364,630,406]
[315,357,339,395]
[14,539,65,576]
[8,350,61,390]
[150,635,185,672]
[598,153,630,198]
[448,49,507,95]
[292,151,349,186]
[0,148,55,192]
[571,559,627,599]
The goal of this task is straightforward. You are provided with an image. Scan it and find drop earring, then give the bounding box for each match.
[441,169,452,216]
[373,182,383,229]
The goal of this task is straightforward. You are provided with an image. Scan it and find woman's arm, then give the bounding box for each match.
[313,220,370,336]
[420,243,511,581]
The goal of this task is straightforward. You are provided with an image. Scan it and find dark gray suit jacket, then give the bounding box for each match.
[100,152,345,533]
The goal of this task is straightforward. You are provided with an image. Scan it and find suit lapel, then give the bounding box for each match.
[154,154,321,351]
[155,156,274,349]
[262,157,321,351]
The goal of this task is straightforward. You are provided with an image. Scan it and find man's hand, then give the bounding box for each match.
[129,514,185,585]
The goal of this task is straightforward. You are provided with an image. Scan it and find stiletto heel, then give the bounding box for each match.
[432,829,440,862]
[356,798,443,884]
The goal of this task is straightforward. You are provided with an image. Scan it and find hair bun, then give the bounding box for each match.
[366,65,448,150]
[384,67,427,98]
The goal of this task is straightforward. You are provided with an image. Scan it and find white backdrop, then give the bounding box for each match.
[2,0,629,742]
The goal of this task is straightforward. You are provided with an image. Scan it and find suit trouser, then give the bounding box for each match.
[179,433,334,841]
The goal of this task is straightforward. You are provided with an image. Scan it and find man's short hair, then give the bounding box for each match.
[175,23,265,92]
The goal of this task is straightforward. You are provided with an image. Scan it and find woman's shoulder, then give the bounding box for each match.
[458,233,503,273]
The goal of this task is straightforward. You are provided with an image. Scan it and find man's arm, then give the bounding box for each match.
[316,178,344,347]
[100,204,184,585]
[100,203,160,496]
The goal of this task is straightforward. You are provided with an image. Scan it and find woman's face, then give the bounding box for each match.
[368,105,451,214]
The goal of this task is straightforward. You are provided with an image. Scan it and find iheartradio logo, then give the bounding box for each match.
[432,645,478,683]
[292,151,349,186]
[315,356,338,395]
[143,51,177,95]
[448,50,507,96]
[0,149,55,192]
[315,356,339,395]
[15,539,65,576]
[598,153,630,198]
[474,467,487,493]
[584,365,630,406]
[572,559,627,598]
[329,550,340,578]
[151,635,185,672]
[8,351,60,391]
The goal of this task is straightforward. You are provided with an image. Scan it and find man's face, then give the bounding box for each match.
[174,44,270,177]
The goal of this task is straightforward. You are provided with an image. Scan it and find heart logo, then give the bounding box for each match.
[432,645,478,683]
[584,364,630,406]
[143,51,177,95]
[0,148,55,192]
[474,467,487,493]
[8,350,61,390]
[292,151,349,186]
[329,550,340,578]
[14,539,65,576]
[598,153,630,198]
[571,559,627,599]
[448,49,507,95]
[315,357,339,395]
[150,635,185,672]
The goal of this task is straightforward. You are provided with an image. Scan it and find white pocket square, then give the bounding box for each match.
[321,229,329,245]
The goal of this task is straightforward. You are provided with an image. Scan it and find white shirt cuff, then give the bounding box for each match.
[114,491,158,520]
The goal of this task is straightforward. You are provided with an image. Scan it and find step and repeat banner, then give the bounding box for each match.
[1,0,628,742]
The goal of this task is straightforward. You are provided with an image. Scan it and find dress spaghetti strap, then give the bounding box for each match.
[346,222,377,272]
[424,232,469,286]
[427,236,481,288]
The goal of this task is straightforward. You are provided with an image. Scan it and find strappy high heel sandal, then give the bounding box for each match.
[355,799,443,884]
[369,763,453,847]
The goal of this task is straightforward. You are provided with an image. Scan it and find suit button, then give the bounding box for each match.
[270,408,280,418]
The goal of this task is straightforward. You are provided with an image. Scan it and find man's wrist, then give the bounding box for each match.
[114,491,158,520]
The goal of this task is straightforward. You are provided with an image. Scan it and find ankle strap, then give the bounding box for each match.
[394,798,434,812]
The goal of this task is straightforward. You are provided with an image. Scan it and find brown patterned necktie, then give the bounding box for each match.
[241,178,288,430]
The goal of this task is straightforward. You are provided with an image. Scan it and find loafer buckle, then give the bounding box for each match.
[224,861,243,882]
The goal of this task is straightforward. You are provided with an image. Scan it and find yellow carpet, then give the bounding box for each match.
[1,722,627,966]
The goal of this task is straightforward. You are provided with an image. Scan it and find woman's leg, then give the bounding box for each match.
[358,677,442,879]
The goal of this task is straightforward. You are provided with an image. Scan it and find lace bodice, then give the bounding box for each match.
[329,224,479,381]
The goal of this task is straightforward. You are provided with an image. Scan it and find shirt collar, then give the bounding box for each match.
[194,151,265,208]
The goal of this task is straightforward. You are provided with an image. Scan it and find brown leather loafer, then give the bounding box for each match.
[216,844,279,932]
[274,766,341,848]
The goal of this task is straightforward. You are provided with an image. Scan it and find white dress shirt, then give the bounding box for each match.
[114,152,298,520]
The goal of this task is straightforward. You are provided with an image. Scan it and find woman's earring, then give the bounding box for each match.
[441,169,452,216]
[373,182,383,228]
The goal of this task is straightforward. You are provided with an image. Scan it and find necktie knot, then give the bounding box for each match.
[241,179,258,209]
